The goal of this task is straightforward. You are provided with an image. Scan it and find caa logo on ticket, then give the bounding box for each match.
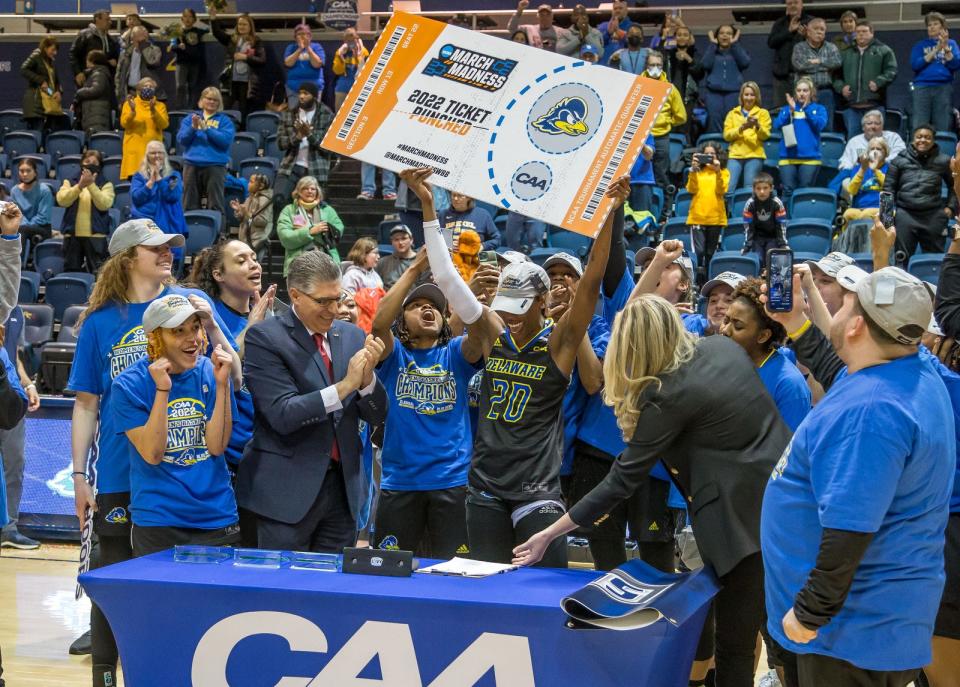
[511,161,553,201]
[527,84,603,155]
[591,572,663,605]
[422,43,517,92]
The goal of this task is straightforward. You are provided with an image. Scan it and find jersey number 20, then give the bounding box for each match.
[485,380,532,423]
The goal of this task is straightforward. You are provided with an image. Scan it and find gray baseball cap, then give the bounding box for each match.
[108,218,185,256]
[402,282,446,311]
[836,265,931,345]
[806,251,855,279]
[142,294,210,334]
[491,261,551,315]
[634,247,693,281]
[702,271,745,298]
[389,224,413,237]
[497,250,530,266]
[542,251,584,278]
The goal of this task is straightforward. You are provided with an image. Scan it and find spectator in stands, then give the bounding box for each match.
[120,77,169,181]
[73,49,114,137]
[768,0,811,108]
[358,164,397,202]
[741,172,788,261]
[377,224,417,290]
[114,295,238,557]
[650,13,681,51]
[841,138,889,224]
[792,17,842,131]
[511,30,529,44]
[503,212,545,253]
[775,76,828,205]
[168,10,208,110]
[342,237,384,295]
[439,193,500,251]
[69,9,120,87]
[838,110,906,170]
[0,307,40,551]
[115,26,164,104]
[508,0,561,52]
[210,9,266,121]
[834,20,898,137]
[723,81,771,190]
[11,158,53,247]
[558,4,602,59]
[275,82,335,209]
[701,25,750,134]
[277,176,344,275]
[598,0,631,62]
[21,35,69,136]
[627,134,656,215]
[131,141,188,249]
[231,173,273,257]
[119,13,142,49]
[686,141,729,284]
[884,124,956,261]
[57,149,115,273]
[833,10,858,52]
[665,24,702,138]
[609,24,648,75]
[641,51,685,220]
[283,24,325,109]
[911,12,960,135]
[332,28,367,112]
[178,86,235,225]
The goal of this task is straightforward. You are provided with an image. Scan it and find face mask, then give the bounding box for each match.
[83,165,101,175]
[627,35,642,47]
[140,87,155,100]
[647,66,663,78]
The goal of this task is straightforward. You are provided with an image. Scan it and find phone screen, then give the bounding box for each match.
[766,248,794,313]
[479,250,499,266]
[879,191,896,228]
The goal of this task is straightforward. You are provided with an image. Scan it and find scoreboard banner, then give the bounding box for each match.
[322,12,671,237]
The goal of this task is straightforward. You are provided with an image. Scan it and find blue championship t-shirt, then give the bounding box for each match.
[378,336,481,491]
[561,315,611,476]
[113,356,238,529]
[762,353,955,670]
[213,299,253,466]
[757,348,811,432]
[67,286,236,494]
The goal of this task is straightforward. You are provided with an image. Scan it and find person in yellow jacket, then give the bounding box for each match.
[685,141,729,285]
[332,28,369,111]
[119,77,168,180]
[643,50,687,221]
[722,81,771,191]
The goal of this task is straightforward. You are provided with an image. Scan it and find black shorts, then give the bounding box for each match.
[935,512,960,639]
[93,491,132,537]
[131,522,241,558]
[374,486,468,559]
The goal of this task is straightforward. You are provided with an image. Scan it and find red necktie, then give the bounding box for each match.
[313,333,340,462]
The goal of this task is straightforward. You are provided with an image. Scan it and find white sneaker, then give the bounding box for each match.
[757,670,781,687]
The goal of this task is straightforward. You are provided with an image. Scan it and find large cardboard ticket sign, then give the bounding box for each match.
[322,12,670,237]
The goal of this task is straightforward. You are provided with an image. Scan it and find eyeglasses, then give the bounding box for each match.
[300,291,347,309]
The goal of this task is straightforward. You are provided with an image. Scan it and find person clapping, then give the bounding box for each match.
[131,140,187,250]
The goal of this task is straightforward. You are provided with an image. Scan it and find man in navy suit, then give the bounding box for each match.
[237,250,387,552]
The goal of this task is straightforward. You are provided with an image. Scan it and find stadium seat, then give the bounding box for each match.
[45,274,94,321]
[792,251,826,266]
[662,218,694,256]
[45,130,86,159]
[20,303,54,346]
[730,200,747,221]
[39,179,58,198]
[184,210,222,255]
[4,131,41,161]
[88,132,124,159]
[222,110,242,128]
[786,219,833,256]
[709,251,759,279]
[884,109,904,136]
[168,155,184,172]
[908,253,945,285]
[814,160,840,189]
[668,134,685,163]
[113,182,131,221]
[263,134,282,161]
[238,157,278,184]
[674,190,692,219]
[166,110,192,135]
[820,133,846,161]
[246,111,280,142]
[50,206,65,233]
[231,133,260,172]
[720,227,745,252]
[34,239,64,281]
[101,156,123,186]
[528,247,561,265]
[851,253,874,273]
[58,305,85,343]
[696,133,725,148]
[936,131,958,154]
[731,188,754,206]
[56,155,83,182]
[108,208,122,234]
[475,199,500,220]
[763,133,782,163]
[0,152,6,176]
[547,228,591,258]
[650,186,664,220]
[378,219,403,244]
[19,271,41,304]
[0,110,26,138]
[789,187,837,222]
[224,184,245,229]
[39,341,77,394]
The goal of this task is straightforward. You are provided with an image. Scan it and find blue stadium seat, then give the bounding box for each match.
[108,208,122,234]
[787,219,833,256]
[34,239,64,281]
[168,155,184,172]
[936,131,958,154]
[56,155,83,182]
[696,133,725,148]
[222,110,242,128]
[5,132,41,163]
[184,210,223,255]
[0,153,6,176]
[547,228,591,258]
[45,130,85,159]
[650,186,664,220]
[113,182,131,221]
[45,274,93,321]
[378,219,403,244]
[224,184,245,229]
[709,251,759,279]
[230,133,260,172]
[163,130,173,153]
[730,200,747,221]
[789,187,837,222]
[720,227,745,252]
[166,110,192,135]
[19,271,41,304]
[20,303,54,345]
[674,190,692,219]
[263,134,281,161]
[731,187,754,205]
[245,111,280,142]
[668,135,685,163]
[101,156,123,186]
[50,206,65,233]
[815,160,840,189]
[475,199,500,220]
[88,132,123,159]
[763,133,782,163]
[58,305,86,343]
[792,251,826,266]
[908,253,945,285]
[0,110,26,139]
[528,247,561,265]
[238,157,278,184]
[820,133,846,161]
[851,252,874,273]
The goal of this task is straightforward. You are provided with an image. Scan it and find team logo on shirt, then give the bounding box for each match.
[104,506,129,524]
[770,438,793,481]
[422,44,517,92]
[394,362,458,415]
[165,398,210,466]
[110,326,148,379]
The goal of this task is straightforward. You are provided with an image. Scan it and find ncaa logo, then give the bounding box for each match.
[591,573,664,605]
[511,161,552,202]
[526,83,603,155]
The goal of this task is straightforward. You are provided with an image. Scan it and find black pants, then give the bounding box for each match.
[227,463,260,549]
[256,462,357,553]
[63,235,107,273]
[691,225,723,286]
[653,135,673,221]
[227,82,261,124]
[131,522,240,557]
[769,640,919,687]
[710,552,766,687]
[893,206,948,264]
[374,485,468,559]
[567,445,676,573]
[182,163,227,229]
[175,62,203,110]
[465,488,567,567]
[19,224,52,250]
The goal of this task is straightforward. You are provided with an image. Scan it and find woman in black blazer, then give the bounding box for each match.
[514,294,791,687]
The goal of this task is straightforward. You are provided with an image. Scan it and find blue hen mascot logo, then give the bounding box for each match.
[532,96,590,136]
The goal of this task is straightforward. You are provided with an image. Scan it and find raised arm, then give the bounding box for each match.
[371,249,429,361]
[204,346,234,457]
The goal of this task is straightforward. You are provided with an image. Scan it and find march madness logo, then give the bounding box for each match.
[422,43,517,92]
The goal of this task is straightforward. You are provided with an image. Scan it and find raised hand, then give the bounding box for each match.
[655,239,684,264]
[149,357,173,391]
[248,284,277,326]
[604,174,631,207]
[211,344,233,384]
[0,203,23,235]
[187,295,217,334]
[399,167,434,204]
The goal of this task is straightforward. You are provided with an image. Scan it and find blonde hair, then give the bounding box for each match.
[603,295,698,439]
[794,76,818,102]
[199,86,223,111]
[292,175,323,203]
[739,81,762,108]
[77,246,175,329]
[137,140,171,179]
[347,237,378,265]
[146,325,208,362]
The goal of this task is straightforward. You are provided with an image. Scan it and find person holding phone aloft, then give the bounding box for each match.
[723,81,771,191]
[686,141,730,286]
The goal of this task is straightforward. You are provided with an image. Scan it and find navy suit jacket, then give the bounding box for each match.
[236,310,387,525]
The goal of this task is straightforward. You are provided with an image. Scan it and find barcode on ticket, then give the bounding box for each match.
[581,95,653,221]
[336,26,406,141]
